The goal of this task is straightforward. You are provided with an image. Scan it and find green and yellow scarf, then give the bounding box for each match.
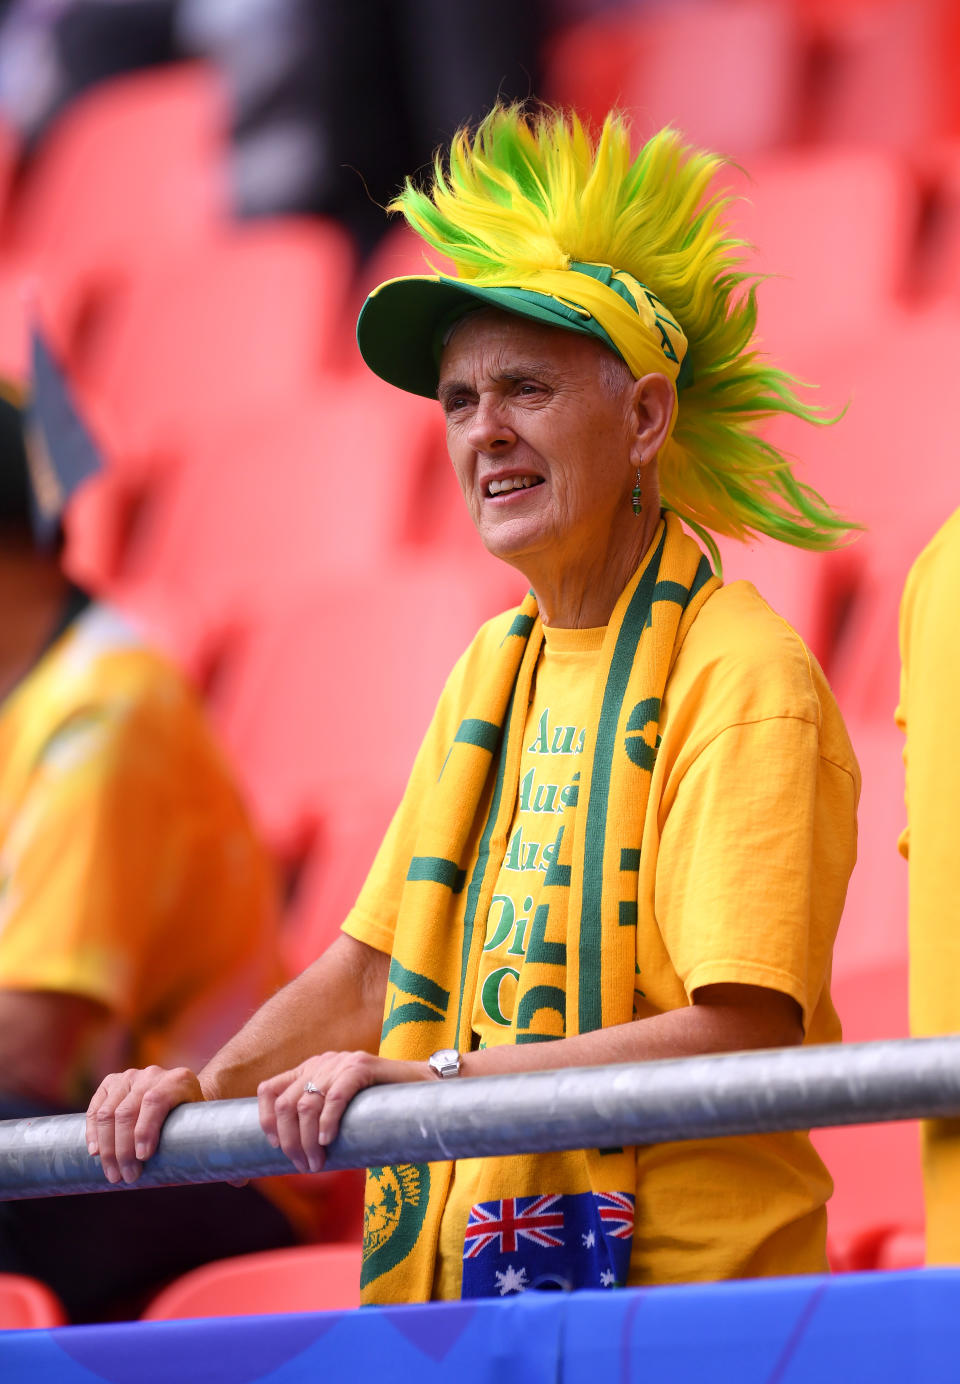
[361,513,720,1302]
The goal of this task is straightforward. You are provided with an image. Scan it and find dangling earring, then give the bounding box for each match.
[631,465,643,518]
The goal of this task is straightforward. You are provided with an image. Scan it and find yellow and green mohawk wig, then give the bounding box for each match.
[356,103,855,561]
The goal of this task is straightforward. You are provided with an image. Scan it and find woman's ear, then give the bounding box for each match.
[628,372,675,466]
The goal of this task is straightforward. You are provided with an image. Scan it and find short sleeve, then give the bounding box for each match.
[0,708,172,1016]
[654,714,858,1031]
[340,789,423,958]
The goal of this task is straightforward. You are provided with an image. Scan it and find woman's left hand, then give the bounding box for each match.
[257,1052,430,1173]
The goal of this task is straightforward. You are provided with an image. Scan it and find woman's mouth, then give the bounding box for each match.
[486,475,544,497]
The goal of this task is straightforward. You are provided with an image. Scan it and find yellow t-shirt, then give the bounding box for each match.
[897,507,960,1264]
[343,580,860,1292]
[0,604,283,1100]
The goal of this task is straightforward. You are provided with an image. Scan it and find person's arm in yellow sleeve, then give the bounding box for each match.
[0,677,232,1111]
[0,709,161,1108]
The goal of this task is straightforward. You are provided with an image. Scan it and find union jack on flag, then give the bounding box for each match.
[597,1190,635,1240]
[464,1194,565,1258]
[460,1189,635,1298]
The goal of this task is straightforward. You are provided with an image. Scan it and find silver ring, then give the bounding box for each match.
[303,1080,321,1096]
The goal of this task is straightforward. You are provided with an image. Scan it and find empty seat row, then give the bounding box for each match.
[544,0,960,153]
[0,1243,363,1328]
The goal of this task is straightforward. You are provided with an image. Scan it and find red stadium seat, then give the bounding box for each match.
[79,216,356,442]
[829,1222,924,1274]
[755,305,960,623]
[0,1273,67,1328]
[280,794,401,974]
[141,1243,362,1321]
[0,64,226,378]
[796,0,951,148]
[544,0,803,154]
[203,554,525,866]
[918,139,960,299]
[726,146,917,359]
[85,376,456,638]
[3,64,224,261]
[713,536,859,674]
[875,1228,925,1270]
[86,347,527,665]
[541,12,646,132]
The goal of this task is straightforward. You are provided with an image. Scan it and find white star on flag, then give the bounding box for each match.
[581,1230,596,1248]
[600,1269,616,1287]
[494,1264,529,1296]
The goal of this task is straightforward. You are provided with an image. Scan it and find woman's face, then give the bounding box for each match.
[438,310,647,578]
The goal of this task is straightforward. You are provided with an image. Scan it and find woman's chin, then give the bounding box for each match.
[478,521,553,569]
[476,492,555,549]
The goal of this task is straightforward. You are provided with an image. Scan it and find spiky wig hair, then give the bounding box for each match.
[389,104,855,564]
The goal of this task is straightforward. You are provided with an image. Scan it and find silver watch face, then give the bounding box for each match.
[429,1048,461,1078]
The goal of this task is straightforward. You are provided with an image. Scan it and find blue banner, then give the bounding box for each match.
[2,1269,959,1384]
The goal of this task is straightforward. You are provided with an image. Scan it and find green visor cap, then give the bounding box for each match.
[356,275,627,399]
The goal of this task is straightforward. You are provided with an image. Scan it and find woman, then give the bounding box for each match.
[88,106,860,1302]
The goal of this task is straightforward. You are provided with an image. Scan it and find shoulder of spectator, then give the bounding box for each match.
[669,580,823,726]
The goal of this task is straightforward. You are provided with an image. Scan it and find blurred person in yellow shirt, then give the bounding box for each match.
[0,341,305,1318]
[898,508,960,1265]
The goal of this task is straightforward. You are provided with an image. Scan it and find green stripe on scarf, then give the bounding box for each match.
[578,525,666,1033]
[504,612,536,642]
[406,856,466,893]
[454,688,519,1039]
[454,718,501,752]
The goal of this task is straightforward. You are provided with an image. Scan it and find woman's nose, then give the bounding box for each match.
[466,397,516,453]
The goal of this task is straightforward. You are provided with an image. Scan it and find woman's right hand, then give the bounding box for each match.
[85,1066,204,1184]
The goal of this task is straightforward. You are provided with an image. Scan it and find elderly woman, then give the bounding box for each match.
[88,107,859,1302]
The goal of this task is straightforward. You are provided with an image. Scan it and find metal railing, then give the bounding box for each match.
[1,1036,959,1201]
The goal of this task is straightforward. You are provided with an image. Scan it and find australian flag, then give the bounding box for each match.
[460,1190,634,1298]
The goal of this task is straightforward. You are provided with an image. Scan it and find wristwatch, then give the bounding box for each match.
[428,1048,462,1079]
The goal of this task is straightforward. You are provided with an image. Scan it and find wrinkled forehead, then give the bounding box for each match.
[437,306,619,389]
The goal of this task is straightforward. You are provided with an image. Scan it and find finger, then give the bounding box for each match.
[273,1079,311,1174]
[111,1065,168,1178]
[85,1077,115,1156]
[296,1088,324,1174]
[132,1074,187,1165]
[93,1075,134,1184]
[316,1068,365,1151]
[258,1070,296,1149]
[112,1090,145,1184]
